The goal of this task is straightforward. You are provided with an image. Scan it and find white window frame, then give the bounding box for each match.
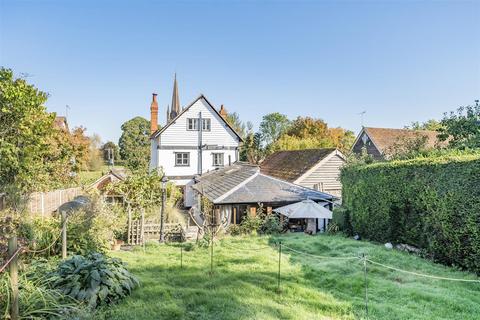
[187,118,199,131]
[175,152,190,166]
[212,153,224,167]
[187,118,211,131]
[202,118,211,131]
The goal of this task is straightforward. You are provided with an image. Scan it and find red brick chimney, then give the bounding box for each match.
[219,104,227,119]
[150,93,158,134]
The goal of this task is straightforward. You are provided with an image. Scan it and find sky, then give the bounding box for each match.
[1,0,479,143]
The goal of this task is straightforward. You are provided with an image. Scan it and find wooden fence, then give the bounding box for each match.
[0,188,82,215]
[129,219,184,245]
[28,187,82,216]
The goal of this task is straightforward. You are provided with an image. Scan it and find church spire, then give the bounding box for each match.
[171,73,180,117]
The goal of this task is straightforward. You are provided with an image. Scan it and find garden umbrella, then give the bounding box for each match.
[273,199,332,219]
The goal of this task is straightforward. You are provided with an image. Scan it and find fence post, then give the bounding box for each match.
[277,241,282,293]
[61,211,67,259]
[127,204,132,245]
[8,236,19,320]
[363,253,368,319]
[210,232,214,275]
[41,193,45,218]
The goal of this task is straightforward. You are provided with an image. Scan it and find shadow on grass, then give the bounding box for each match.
[267,233,480,320]
[93,243,354,320]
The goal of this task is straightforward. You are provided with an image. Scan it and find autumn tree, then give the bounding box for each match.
[273,116,354,153]
[118,117,151,171]
[0,68,77,208]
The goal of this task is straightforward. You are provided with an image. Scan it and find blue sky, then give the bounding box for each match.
[1,0,479,143]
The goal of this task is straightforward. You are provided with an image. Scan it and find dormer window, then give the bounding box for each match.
[187,118,211,131]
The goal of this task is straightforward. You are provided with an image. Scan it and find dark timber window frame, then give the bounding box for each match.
[212,153,224,167]
[175,152,190,167]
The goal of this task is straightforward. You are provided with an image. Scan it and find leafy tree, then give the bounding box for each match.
[0,68,76,207]
[118,117,151,171]
[438,101,480,149]
[107,171,181,212]
[225,112,256,162]
[225,112,248,139]
[244,131,265,164]
[102,141,120,163]
[259,112,290,148]
[407,119,443,131]
[273,117,354,153]
[88,133,104,171]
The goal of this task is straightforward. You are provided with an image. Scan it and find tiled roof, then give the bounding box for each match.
[192,162,259,201]
[219,174,334,204]
[363,127,445,156]
[260,149,337,182]
[193,162,335,204]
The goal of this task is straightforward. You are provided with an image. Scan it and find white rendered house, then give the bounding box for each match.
[149,78,242,207]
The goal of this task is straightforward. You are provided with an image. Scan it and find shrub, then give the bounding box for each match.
[331,207,352,235]
[341,152,480,273]
[1,259,80,319]
[241,215,263,235]
[259,214,284,234]
[227,224,243,236]
[52,253,139,309]
[66,198,126,255]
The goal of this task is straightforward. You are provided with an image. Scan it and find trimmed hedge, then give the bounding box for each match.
[340,153,480,273]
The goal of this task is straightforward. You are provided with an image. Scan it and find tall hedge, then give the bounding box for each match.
[340,154,480,273]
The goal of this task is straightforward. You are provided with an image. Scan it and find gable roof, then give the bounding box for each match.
[354,127,445,157]
[260,148,338,182]
[150,94,243,142]
[193,162,336,204]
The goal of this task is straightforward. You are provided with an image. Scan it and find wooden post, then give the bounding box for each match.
[277,241,282,293]
[233,207,237,225]
[250,207,256,217]
[127,204,132,245]
[363,254,369,318]
[61,211,67,259]
[8,236,19,320]
[267,206,272,215]
[141,208,145,246]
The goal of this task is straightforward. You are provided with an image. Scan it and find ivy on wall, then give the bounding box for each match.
[340,152,480,273]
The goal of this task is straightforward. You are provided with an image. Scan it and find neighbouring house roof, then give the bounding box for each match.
[150,94,243,142]
[193,162,336,205]
[260,148,339,182]
[356,127,446,157]
[88,169,127,192]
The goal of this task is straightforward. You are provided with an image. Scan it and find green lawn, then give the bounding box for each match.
[78,165,123,186]
[91,234,480,320]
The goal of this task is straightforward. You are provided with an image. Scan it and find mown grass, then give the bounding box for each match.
[77,165,123,186]
[91,234,480,320]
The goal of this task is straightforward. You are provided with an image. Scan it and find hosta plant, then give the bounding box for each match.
[52,253,139,308]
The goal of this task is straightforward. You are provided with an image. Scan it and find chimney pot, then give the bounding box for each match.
[219,104,227,118]
[150,93,159,134]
